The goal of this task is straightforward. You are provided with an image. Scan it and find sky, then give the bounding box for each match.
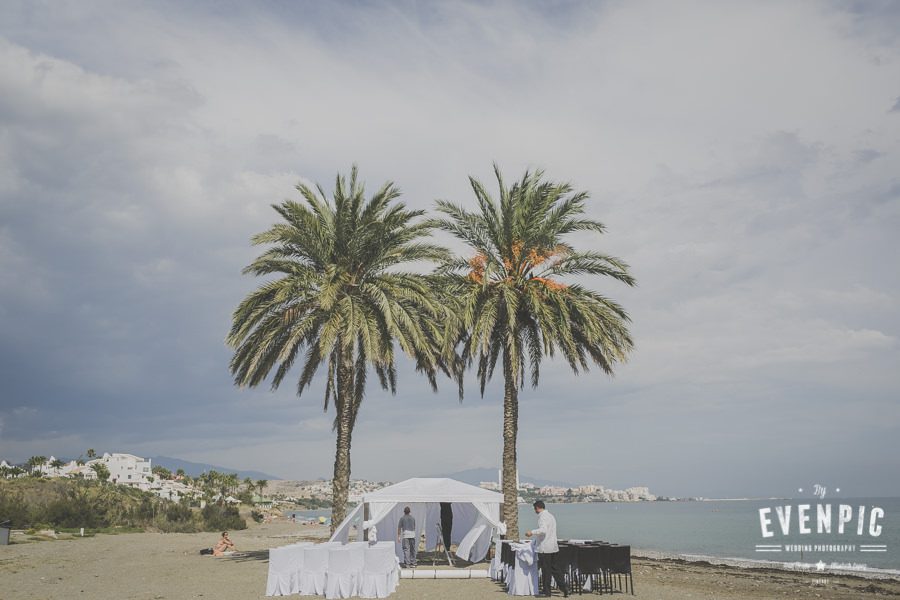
[0,0,898,498]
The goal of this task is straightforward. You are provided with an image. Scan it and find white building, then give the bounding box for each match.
[88,453,152,490]
[151,479,195,502]
[63,460,98,480]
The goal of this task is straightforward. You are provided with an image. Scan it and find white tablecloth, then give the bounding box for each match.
[506,541,538,596]
[266,541,399,598]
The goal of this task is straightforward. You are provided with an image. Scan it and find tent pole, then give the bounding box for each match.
[363,502,370,541]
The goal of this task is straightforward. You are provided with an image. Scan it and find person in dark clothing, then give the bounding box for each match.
[398,506,417,567]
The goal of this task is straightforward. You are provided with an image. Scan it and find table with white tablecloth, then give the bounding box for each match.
[266,541,400,598]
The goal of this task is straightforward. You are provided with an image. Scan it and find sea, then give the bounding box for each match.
[288,497,900,574]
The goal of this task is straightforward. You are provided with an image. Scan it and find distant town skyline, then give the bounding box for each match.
[1,1,898,499]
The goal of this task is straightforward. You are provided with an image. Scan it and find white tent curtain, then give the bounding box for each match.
[455,501,501,562]
[424,503,441,551]
[330,503,364,544]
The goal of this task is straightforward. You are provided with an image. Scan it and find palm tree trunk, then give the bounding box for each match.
[330,348,355,535]
[502,352,519,539]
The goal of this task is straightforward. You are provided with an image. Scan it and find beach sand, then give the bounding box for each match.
[2,519,898,599]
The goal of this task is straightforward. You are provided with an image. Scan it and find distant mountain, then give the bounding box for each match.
[150,456,281,481]
[432,467,575,488]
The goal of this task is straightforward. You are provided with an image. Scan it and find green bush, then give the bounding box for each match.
[250,509,264,523]
[201,503,247,531]
[0,486,29,527]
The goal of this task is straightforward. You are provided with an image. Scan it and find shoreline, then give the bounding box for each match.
[633,548,900,581]
[3,520,900,599]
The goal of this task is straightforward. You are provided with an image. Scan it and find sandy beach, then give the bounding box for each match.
[2,518,898,600]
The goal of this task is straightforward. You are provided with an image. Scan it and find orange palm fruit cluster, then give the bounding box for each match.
[468,253,486,283]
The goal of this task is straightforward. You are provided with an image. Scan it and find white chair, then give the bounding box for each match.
[266,543,312,596]
[489,541,504,581]
[298,545,330,596]
[325,547,359,599]
[358,543,400,598]
[376,542,400,591]
[346,543,366,573]
[506,542,538,596]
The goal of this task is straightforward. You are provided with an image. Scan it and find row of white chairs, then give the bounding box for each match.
[267,541,400,599]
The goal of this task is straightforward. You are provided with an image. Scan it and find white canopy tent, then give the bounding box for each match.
[329,478,505,563]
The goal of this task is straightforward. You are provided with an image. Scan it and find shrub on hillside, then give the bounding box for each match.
[201,503,246,531]
[0,478,203,532]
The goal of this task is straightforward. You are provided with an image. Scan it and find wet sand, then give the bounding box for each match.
[1,520,898,599]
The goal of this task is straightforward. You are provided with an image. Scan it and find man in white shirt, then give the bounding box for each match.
[526,500,568,597]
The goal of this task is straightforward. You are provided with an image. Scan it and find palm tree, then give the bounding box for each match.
[243,477,255,495]
[228,166,455,532]
[86,448,97,459]
[197,470,222,502]
[432,165,635,537]
[26,455,47,477]
[256,479,268,498]
[225,473,240,495]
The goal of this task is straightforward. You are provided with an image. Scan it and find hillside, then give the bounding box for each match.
[0,477,245,532]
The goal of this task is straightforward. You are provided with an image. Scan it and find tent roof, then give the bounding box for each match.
[362,477,504,504]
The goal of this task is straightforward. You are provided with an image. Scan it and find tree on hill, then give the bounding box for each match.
[152,465,173,480]
[26,456,47,477]
[226,473,240,495]
[91,463,111,482]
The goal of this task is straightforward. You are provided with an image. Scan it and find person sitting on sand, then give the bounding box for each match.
[213,531,236,556]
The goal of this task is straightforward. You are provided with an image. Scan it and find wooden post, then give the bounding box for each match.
[363,502,370,541]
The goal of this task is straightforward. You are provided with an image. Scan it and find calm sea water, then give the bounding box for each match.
[290,497,899,572]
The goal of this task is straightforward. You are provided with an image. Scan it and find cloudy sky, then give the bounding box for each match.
[1,1,898,498]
